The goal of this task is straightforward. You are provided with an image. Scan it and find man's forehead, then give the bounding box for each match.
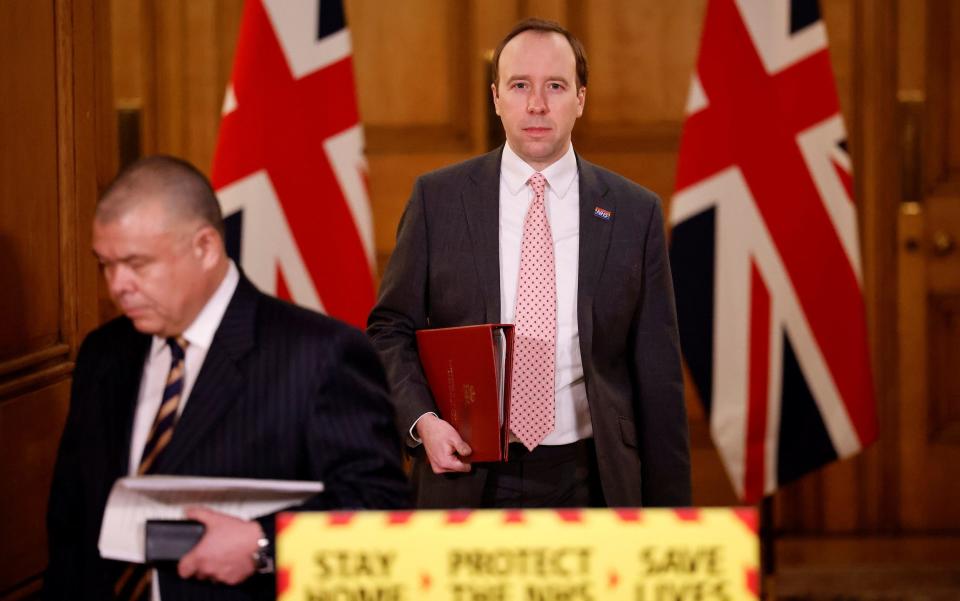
[97,194,184,229]
[503,30,574,56]
[499,31,576,75]
[94,202,174,245]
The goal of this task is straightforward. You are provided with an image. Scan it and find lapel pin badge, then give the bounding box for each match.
[593,206,613,221]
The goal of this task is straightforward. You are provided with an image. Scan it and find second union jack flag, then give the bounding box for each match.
[668,0,878,502]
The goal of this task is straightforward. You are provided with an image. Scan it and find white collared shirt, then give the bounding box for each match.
[499,142,592,445]
[128,261,240,475]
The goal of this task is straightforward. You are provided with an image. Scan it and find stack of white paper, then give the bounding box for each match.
[98,475,324,563]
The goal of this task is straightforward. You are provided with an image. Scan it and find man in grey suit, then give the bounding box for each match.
[368,18,691,509]
[46,156,409,600]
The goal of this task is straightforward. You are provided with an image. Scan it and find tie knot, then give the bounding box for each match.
[167,336,188,361]
[527,172,547,196]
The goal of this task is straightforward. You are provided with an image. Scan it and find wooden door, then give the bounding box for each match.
[897,0,960,532]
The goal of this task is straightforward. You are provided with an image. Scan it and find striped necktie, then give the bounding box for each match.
[115,336,188,601]
[138,336,188,474]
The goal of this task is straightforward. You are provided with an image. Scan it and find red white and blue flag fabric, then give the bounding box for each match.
[668,0,878,503]
[212,0,374,329]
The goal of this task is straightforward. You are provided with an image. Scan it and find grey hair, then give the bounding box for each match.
[97,155,225,239]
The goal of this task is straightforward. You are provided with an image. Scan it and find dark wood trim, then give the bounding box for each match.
[0,364,75,402]
[89,0,118,334]
[924,0,949,191]
[0,345,70,380]
[447,1,474,151]
[931,179,960,197]
[365,125,473,154]
[141,0,159,155]
[573,121,683,154]
[851,0,901,533]
[55,0,79,358]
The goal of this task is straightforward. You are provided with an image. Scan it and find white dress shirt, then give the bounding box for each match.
[125,261,239,601]
[499,142,592,445]
[128,261,240,475]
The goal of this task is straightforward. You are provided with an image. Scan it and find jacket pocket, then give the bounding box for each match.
[619,416,637,448]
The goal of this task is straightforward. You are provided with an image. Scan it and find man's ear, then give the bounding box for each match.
[193,224,223,269]
[491,83,501,116]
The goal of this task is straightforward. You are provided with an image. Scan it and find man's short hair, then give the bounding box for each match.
[97,155,225,239]
[491,17,588,89]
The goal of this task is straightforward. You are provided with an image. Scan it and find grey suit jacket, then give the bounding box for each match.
[45,275,410,601]
[368,146,691,508]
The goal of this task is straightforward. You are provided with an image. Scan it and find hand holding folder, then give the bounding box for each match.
[415,324,514,462]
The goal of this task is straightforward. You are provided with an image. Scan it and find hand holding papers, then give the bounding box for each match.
[98,475,323,563]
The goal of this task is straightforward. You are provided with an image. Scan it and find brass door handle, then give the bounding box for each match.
[932,231,955,256]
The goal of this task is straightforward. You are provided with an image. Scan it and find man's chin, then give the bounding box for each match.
[514,143,563,169]
[127,314,164,336]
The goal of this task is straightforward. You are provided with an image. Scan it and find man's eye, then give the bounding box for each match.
[513,82,527,90]
[549,83,563,90]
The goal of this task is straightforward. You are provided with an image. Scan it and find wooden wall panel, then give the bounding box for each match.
[0,2,62,361]
[950,2,960,174]
[519,0,565,23]
[350,0,517,274]
[149,0,234,169]
[854,0,902,536]
[111,0,243,172]
[578,0,705,127]
[0,381,70,594]
[929,295,960,440]
[351,0,461,127]
[352,0,475,153]
[0,0,111,597]
[924,0,956,195]
[110,0,144,104]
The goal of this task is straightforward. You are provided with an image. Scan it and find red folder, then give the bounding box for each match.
[415,324,514,462]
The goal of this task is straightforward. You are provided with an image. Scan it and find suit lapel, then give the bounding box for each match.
[462,147,504,323]
[154,276,258,474]
[577,156,614,357]
[108,326,151,476]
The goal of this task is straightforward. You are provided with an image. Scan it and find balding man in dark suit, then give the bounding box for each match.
[45,155,409,600]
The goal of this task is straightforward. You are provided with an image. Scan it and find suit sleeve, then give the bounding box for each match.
[633,199,692,506]
[302,325,411,508]
[44,339,93,598]
[366,178,438,442]
[255,325,412,548]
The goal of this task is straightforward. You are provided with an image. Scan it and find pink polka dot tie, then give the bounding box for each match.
[509,172,556,451]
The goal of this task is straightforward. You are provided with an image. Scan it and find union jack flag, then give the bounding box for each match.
[668,0,878,503]
[212,0,374,329]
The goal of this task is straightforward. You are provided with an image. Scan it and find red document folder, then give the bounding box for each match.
[415,324,514,462]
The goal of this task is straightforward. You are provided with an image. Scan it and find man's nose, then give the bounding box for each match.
[105,265,133,299]
[527,89,547,113]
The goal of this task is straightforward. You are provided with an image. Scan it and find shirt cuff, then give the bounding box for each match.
[409,412,438,446]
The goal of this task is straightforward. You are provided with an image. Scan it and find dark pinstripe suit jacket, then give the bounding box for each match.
[45,275,410,600]
[368,147,691,509]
